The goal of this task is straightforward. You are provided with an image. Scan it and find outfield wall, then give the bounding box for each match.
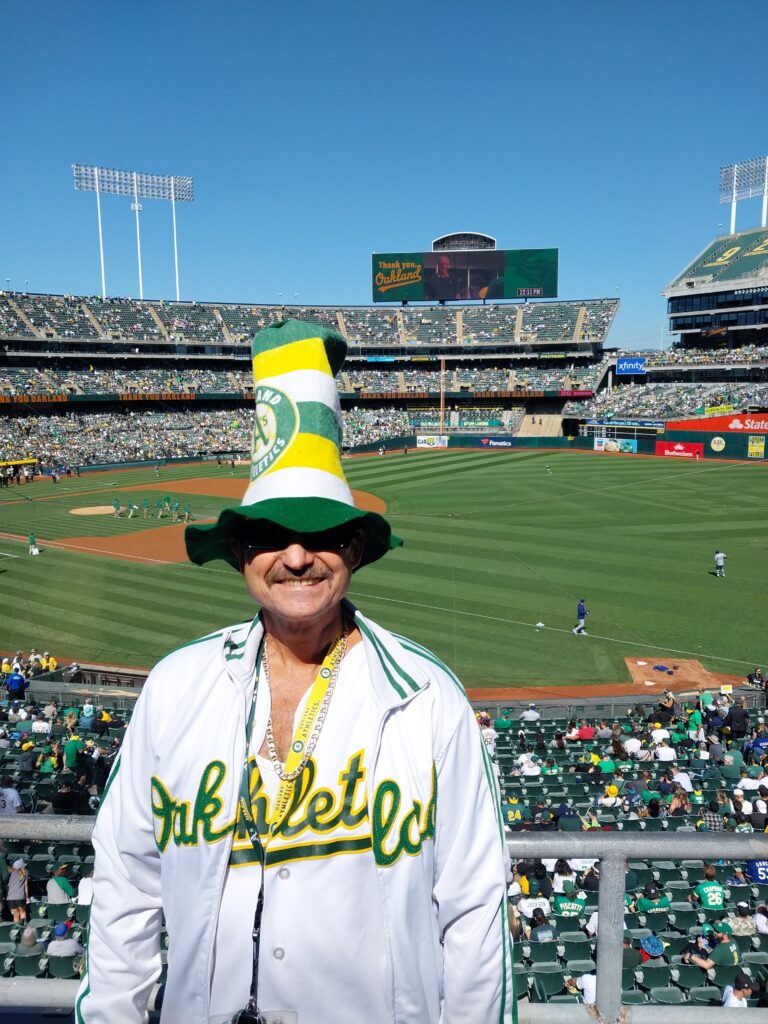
[351,432,767,461]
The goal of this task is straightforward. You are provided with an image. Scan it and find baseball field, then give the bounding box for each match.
[0,448,765,694]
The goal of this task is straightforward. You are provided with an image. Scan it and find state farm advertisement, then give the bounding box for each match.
[655,440,704,459]
[665,413,768,433]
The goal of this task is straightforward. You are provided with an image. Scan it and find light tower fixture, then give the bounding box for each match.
[719,155,768,235]
[73,164,194,300]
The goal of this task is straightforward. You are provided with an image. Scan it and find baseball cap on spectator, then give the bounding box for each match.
[701,924,715,936]
[21,741,33,751]
[733,788,744,796]
[714,921,733,935]
[640,935,664,957]
[53,922,69,938]
[83,703,94,716]
[735,902,751,915]
[606,785,619,797]
[733,972,752,990]
[12,859,24,869]
[644,883,659,898]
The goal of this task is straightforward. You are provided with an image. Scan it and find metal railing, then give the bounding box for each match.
[1,817,767,1022]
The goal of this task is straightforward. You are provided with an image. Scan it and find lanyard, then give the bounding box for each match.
[235,623,343,1014]
[268,625,343,827]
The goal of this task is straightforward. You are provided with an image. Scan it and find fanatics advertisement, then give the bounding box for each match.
[655,440,704,459]
[477,437,514,448]
[665,413,768,433]
[594,438,638,453]
[371,248,558,302]
[416,435,449,449]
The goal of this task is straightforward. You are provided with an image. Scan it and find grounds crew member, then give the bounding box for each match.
[78,320,513,1024]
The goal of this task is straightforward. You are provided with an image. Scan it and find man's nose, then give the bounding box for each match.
[280,543,316,571]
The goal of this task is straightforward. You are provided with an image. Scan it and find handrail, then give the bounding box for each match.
[1,817,767,1022]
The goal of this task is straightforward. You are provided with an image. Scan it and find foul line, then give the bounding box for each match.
[0,552,19,559]
[351,589,762,668]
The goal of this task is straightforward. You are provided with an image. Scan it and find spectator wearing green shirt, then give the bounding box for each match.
[505,797,532,829]
[636,883,671,915]
[687,921,741,970]
[553,881,586,917]
[63,734,84,771]
[689,864,725,910]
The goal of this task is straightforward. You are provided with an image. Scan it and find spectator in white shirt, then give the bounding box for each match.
[672,767,693,792]
[77,870,93,905]
[651,724,670,744]
[520,704,541,723]
[46,922,85,957]
[655,740,676,762]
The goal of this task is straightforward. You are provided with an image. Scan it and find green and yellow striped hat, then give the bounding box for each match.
[185,319,401,570]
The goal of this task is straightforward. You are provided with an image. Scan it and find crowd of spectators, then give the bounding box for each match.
[564,381,768,420]
[342,408,410,446]
[473,688,768,1003]
[0,409,252,466]
[635,344,768,367]
[0,293,621,347]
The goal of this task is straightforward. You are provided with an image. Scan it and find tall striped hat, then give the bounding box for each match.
[185,320,401,570]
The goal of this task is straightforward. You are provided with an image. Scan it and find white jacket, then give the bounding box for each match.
[76,604,513,1023]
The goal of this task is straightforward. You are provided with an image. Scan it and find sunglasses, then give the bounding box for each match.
[238,527,359,556]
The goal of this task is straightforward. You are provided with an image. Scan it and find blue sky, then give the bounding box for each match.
[1,0,765,348]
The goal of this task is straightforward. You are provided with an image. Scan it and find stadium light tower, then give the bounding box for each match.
[73,164,194,300]
[719,155,768,234]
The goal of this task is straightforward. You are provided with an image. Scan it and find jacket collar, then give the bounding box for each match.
[218,601,430,710]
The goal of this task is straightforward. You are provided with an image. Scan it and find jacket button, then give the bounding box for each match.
[273,947,285,960]
[278,867,290,879]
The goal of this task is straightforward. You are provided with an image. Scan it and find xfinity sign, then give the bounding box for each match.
[616,357,647,376]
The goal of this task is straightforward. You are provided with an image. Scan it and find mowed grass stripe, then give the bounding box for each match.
[1,451,765,684]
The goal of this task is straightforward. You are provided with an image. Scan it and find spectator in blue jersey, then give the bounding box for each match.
[572,598,589,635]
[746,859,768,885]
[6,667,27,701]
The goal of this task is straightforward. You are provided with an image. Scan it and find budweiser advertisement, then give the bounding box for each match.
[665,413,768,433]
[655,440,704,459]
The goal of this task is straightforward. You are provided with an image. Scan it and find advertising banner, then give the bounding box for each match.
[594,438,638,453]
[666,413,768,432]
[615,356,647,375]
[586,418,665,429]
[655,440,704,459]
[704,404,734,416]
[477,437,515,449]
[416,435,448,449]
[748,435,766,459]
[371,248,558,302]
[558,389,593,398]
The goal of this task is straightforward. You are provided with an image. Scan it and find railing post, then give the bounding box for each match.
[595,852,625,1023]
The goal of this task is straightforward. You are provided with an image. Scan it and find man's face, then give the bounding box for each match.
[234,527,364,629]
[437,255,450,277]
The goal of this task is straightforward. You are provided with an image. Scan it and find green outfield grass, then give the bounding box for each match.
[0,450,765,689]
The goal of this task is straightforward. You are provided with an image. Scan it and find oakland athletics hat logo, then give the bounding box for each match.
[251,385,299,479]
[291,740,305,754]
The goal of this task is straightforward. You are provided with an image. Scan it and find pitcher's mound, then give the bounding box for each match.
[70,506,117,516]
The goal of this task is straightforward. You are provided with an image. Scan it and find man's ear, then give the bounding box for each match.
[347,528,366,572]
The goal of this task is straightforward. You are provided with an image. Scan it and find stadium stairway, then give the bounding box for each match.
[515,413,562,438]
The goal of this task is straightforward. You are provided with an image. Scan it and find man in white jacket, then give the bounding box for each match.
[77,321,513,1024]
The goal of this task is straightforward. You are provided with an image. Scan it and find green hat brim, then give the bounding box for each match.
[185,497,402,571]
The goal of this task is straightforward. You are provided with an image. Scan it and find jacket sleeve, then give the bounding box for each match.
[432,700,514,1023]
[75,679,163,1024]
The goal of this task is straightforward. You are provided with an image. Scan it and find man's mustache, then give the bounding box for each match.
[265,568,331,584]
